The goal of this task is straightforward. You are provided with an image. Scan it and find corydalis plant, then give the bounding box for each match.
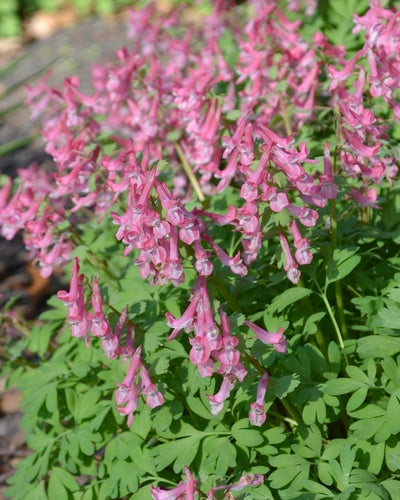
[2,0,399,419]
[2,0,400,497]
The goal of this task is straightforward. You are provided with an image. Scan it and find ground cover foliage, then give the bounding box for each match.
[1,0,400,498]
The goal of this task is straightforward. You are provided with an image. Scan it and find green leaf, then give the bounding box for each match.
[303,398,326,425]
[349,404,386,419]
[202,436,233,475]
[346,386,368,412]
[385,437,400,472]
[357,336,400,358]
[273,374,301,398]
[143,320,170,352]
[382,479,400,498]
[340,442,355,477]
[78,431,95,456]
[322,439,347,460]
[326,247,361,285]
[318,462,334,487]
[269,455,310,489]
[350,416,386,440]
[328,341,341,374]
[130,446,157,477]
[26,431,55,452]
[153,405,173,433]
[76,388,101,420]
[263,427,287,445]
[387,394,400,434]
[132,404,152,440]
[166,129,182,141]
[130,485,153,500]
[216,441,237,476]
[345,365,371,385]
[324,378,365,395]
[349,469,377,486]
[268,287,313,314]
[233,428,264,447]
[186,395,213,420]
[48,470,68,500]
[225,109,242,121]
[373,302,400,331]
[65,387,78,416]
[303,312,326,337]
[51,467,79,492]
[217,28,238,69]
[301,479,334,497]
[355,440,385,476]
[381,355,399,383]
[66,433,80,461]
[25,482,48,500]
[151,434,203,472]
[328,458,348,491]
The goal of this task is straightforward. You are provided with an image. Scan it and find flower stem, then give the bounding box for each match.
[174,141,205,203]
[319,290,349,366]
[329,204,349,339]
[330,146,349,340]
[279,93,292,136]
[297,278,327,355]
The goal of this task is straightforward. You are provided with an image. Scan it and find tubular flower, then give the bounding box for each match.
[244,320,288,353]
[249,373,269,426]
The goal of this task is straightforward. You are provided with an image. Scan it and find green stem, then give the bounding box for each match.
[319,290,349,366]
[330,153,349,340]
[174,142,205,203]
[0,136,36,156]
[280,398,302,426]
[243,351,265,376]
[297,278,327,356]
[334,281,348,340]
[279,93,292,136]
[210,276,244,314]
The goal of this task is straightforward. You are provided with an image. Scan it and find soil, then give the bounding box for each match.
[0,12,129,498]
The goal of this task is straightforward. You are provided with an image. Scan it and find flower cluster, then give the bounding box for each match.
[2,0,398,422]
[1,0,400,495]
[150,467,264,500]
[57,257,163,425]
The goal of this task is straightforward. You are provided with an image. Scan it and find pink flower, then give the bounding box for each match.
[214,310,246,381]
[189,336,211,365]
[350,187,380,208]
[151,467,196,500]
[289,220,313,265]
[342,128,380,157]
[207,473,264,499]
[244,320,288,353]
[203,234,247,276]
[279,233,301,284]
[89,276,111,338]
[287,204,318,227]
[116,346,142,426]
[249,373,269,426]
[140,365,164,409]
[165,289,200,340]
[194,241,213,276]
[206,377,235,415]
[57,257,91,347]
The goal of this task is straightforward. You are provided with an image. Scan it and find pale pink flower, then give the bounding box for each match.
[244,320,288,353]
[249,373,269,426]
[279,233,301,284]
[206,377,235,415]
